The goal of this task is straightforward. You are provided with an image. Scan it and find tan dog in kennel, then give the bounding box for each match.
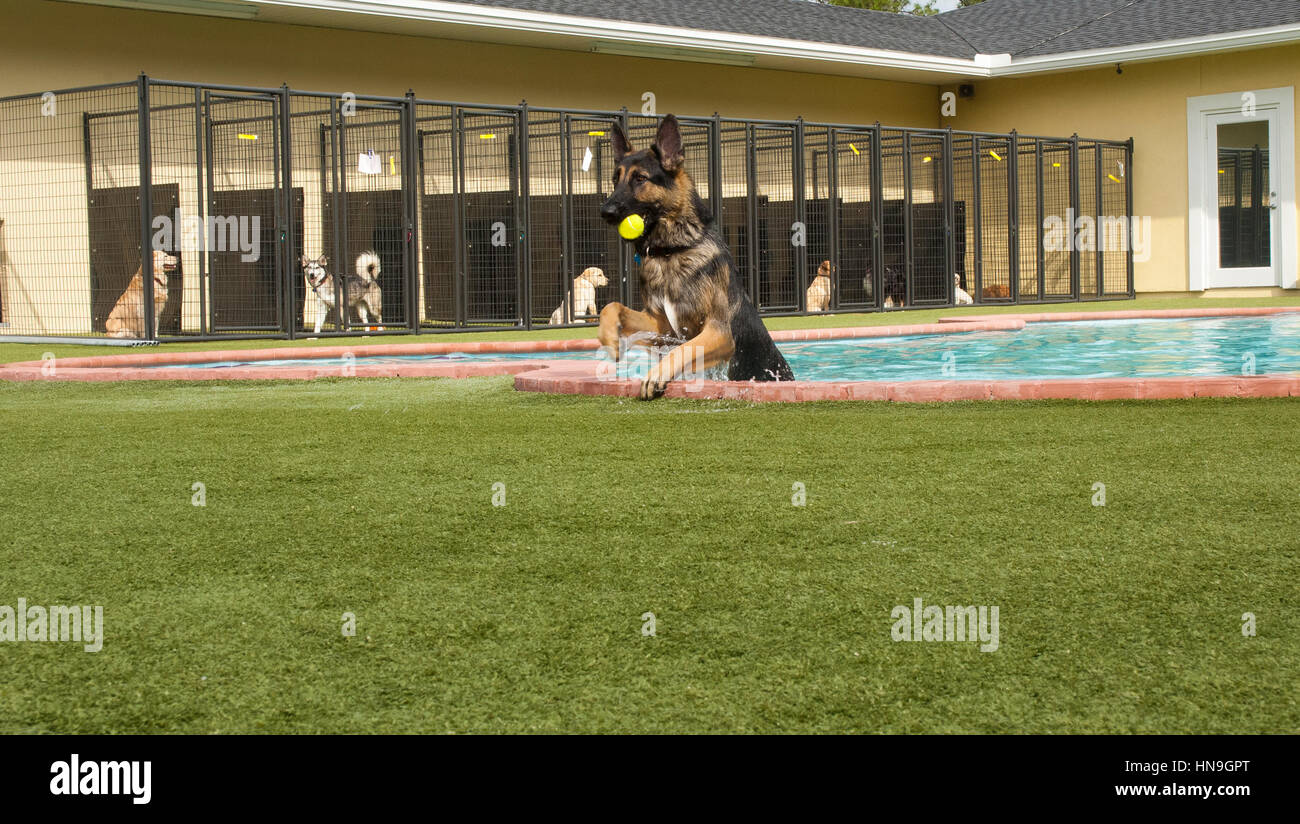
[805,260,834,312]
[549,266,609,324]
[106,249,177,339]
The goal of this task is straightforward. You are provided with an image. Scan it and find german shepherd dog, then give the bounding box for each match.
[598,115,794,399]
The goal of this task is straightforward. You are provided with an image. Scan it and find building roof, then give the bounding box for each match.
[462,0,1300,59]
[941,0,1300,57]
[464,0,973,57]
[84,0,1300,81]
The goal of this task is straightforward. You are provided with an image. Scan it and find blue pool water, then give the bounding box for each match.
[169,314,1300,382]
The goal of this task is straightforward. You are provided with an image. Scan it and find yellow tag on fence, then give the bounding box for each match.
[988,149,1002,161]
[238,134,258,141]
[849,143,859,155]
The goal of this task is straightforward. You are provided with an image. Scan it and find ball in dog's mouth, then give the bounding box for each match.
[618,214,646,240]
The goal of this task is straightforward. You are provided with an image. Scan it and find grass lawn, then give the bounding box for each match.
[1,374,1296,732]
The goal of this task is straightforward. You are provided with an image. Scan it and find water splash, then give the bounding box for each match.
[597,331,727,381]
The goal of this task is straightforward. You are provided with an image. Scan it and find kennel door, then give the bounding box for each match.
[552,115,620,324]
[750,126,797,313]
[829,128,875,311]
[1038,139,1075,300]
[417,107,457,327]
[717,122,751,305]
[458,108,522,326]
[327,103,409,329]
[205,92,287,333]
[907,132,949,307]
[84,107,184,334]
[971,136,1013,303]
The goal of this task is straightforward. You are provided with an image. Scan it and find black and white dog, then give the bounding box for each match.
[302,251,383,334]
[863,259,909,309]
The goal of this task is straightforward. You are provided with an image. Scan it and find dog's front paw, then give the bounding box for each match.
[639,377,667,401]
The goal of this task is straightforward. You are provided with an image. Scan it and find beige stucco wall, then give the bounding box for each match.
[942,43,1300,295]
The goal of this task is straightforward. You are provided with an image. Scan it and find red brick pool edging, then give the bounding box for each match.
[3,307,1298,402]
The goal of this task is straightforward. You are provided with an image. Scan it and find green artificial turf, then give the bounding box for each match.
[1,376,1296,732]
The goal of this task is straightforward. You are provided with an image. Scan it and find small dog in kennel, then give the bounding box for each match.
[302,251,383,334]
[805,259,834,312]
[106,249,177,339]
[549,266,609,324]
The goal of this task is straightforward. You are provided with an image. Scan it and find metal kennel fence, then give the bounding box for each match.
[0,75,1135,342]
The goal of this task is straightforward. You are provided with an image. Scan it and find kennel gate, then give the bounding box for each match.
[288,93,415,335]
[0,76,1136,342]
[205,91,289,333]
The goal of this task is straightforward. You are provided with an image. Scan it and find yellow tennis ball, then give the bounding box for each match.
[618,214,645,240]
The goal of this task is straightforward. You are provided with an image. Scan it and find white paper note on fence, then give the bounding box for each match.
[581,146,593,172]
[359,151,382,175]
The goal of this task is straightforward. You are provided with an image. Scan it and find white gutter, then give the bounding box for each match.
[62,0,1300,79]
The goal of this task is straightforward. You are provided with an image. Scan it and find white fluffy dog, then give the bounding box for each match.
[954,273,974,305]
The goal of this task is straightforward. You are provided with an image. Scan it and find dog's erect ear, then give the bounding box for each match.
[611,124,632,163]
[652,114,685,172]
[317,256,328,267]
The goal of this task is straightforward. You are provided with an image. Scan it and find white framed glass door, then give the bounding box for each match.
[1187,87,1296,290]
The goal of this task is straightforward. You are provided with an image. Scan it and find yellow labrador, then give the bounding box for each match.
[549,266,609,324]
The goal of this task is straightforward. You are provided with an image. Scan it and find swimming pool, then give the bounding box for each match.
[162,314,1300,382]
[7,308,1299,402]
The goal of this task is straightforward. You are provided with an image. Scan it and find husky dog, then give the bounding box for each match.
[106,249,177,339]
[549,266,609,324]
[303,251,383,334]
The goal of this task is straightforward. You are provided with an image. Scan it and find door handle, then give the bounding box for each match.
[1269,192,1278,210]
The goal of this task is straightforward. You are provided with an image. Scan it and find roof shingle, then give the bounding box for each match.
[941,0,1300,56]
[459,0,1300,59]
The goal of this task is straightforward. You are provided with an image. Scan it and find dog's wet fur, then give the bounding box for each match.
[598,115,793,398]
